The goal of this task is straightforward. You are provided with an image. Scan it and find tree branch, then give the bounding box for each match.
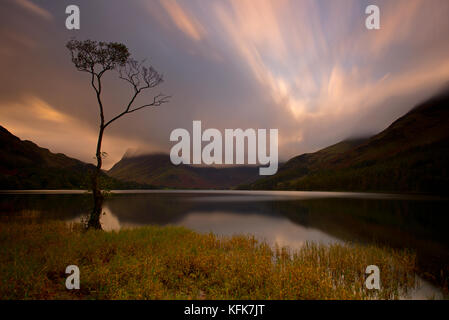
[103,59,169,128]
[104,93,170,128]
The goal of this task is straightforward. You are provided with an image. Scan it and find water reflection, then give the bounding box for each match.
[101,207,341,249]
[1,190,448,298]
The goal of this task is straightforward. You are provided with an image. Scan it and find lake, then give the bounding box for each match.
[1,190,448,299]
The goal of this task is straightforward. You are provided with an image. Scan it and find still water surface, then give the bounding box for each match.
[1,190,448,299]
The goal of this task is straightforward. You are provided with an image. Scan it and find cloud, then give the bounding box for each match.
[368,0,423,55]
[209,0,449,158]
[28,96,70,122]
[0,95,70,124]
[0,95,156,169]
[159,0,206,42]
[13,0,52,21]
[1,0,449,166]
[1,28,36,49]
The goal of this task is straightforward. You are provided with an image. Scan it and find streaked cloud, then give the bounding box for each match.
[1,0,449,166]
[29,96,69,122]
[0,95,69,124]
[159,0,206,42]
[0,95,155,168]
[208,0,449,156]
[13,0,52,21]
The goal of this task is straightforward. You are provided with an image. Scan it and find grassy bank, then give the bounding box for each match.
[0,221,418,299]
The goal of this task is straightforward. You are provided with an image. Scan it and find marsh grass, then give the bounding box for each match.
[0,221,417,299]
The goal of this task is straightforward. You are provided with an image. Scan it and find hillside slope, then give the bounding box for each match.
[248,89,449,194]
[0,126,145,190]
[108,153,260,189]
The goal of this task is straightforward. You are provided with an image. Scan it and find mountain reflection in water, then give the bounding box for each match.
[1,190,448,298]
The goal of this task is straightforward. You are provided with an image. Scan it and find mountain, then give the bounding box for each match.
[247,88,449,194]
[108,153,260,189]
[0,126,149,190]
[4,86,448,192]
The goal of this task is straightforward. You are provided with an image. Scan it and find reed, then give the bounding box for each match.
[0,221,417,300]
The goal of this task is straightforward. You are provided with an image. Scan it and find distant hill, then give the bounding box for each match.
[108,153,260,189]
[246,88,449,194]
[0,126,150,190]
[4,86,448,192]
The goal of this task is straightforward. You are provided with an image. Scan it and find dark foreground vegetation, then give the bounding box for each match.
[0,220,420,300]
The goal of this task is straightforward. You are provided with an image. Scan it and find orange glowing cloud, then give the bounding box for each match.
[159,0,206,42]
[0,95,157,169]
[2,0,449,164]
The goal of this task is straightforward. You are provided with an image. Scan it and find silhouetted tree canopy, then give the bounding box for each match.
[67,39,129,75]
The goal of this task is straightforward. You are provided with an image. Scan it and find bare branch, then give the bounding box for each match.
[103,59,169,128]
[118,59,164,93]
[104,93,170,128]
[67,39,170,145]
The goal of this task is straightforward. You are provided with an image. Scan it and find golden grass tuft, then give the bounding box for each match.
[0,221,417,300]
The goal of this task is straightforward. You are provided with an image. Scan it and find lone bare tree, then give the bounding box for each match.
[67,39,169,229]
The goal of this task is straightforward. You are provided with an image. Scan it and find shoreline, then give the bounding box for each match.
[0,220,427,300]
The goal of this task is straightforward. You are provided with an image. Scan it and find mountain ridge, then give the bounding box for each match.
[2,87,448,192]
[107,153,260,189]
[245,89,449,194]
[0,126,151,190]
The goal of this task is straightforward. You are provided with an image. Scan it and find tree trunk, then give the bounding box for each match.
[88,126,105,230]
[88,171,103,229]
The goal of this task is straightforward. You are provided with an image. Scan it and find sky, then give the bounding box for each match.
[1,0,449,169]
